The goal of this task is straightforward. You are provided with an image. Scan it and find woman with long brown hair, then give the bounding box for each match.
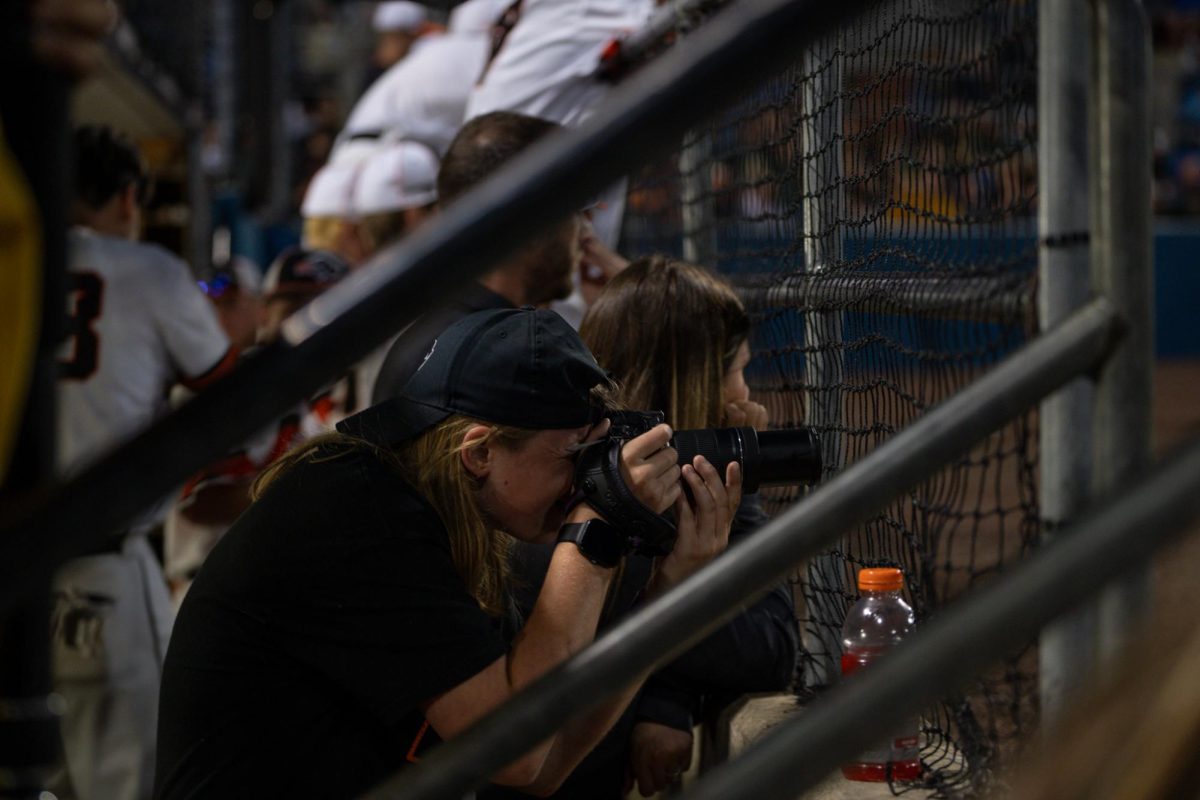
[497,256,796,799]
[155,307,742,799]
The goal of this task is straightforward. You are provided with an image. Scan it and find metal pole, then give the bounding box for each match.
[186,109,212,278]
[738,273,1031,324]
[0,0,889,606]
[212,0,236,186]
[0,6,71,795]
[1091,0,1153,665]
[679,129,716,265]
[365,299,1120,800]
[1037,0,1096,728]
[682,434,1200,800]
[798,28,846,691]
[266,0,293,221]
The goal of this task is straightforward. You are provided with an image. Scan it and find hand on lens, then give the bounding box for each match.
[723,399,769,431]
[655,455,741,590]
[618,423,681,514]
[629,721,694,797]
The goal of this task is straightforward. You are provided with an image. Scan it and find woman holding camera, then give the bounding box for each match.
[154,307,741,799]
[580,255,799,797]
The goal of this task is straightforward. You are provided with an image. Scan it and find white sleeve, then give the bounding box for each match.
[151,252,233,384]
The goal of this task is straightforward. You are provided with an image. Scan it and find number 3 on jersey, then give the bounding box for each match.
[59,272,104,380]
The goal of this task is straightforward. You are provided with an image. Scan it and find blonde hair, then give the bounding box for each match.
[302,216,343,251]
[253,417,537,616]
[581,256,749,430]
[356,210,409,254]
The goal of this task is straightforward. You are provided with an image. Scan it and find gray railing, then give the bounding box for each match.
[364,298,1122,799]
[0,0,1158,797]
[684,432,1200,800]
[0,0,883,609]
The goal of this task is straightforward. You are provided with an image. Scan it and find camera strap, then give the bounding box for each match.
[574,440,677,557]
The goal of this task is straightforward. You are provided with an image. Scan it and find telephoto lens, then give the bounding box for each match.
[670,427,822,494]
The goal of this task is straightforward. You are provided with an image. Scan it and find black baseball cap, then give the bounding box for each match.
[263,247,350,299]
[337,307,611,446]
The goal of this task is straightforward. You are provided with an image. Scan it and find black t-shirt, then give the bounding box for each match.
[155,444,507,799]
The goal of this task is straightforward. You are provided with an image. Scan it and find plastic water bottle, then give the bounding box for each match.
[839,567,921,782]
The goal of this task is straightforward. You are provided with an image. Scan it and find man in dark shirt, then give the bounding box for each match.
[372,111,581,403]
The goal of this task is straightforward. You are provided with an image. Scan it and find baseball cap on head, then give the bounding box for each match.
[337,307,611,446]
[353,140,439,216]
[301,141,380,219]
[448,0,509,34]
[262,248,350,298]
[373,1,427,32]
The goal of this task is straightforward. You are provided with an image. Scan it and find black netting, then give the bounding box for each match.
[620,0,1040,795]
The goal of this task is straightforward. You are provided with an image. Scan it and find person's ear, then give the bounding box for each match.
[460,424,495,480]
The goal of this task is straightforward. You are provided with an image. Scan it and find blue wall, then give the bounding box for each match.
[1153,221,1200,357]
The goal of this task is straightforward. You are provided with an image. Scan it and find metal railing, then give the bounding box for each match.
[684,432,1200,800]
[0,0,1156,797]
[365,298,1122,799]
[0,0,883,610]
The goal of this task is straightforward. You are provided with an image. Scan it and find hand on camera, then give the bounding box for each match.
[723,399,769,431]
[628,721,693,797]
[617,423,681,514]
[653,455,742,591]
[579,217,629,307]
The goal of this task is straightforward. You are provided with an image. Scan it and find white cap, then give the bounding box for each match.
[300,141,380,219]
[449,0,507,34]
[373,2,427,33]
[353,140,439,216]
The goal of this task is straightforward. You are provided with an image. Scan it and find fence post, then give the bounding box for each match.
[1090,0,1154,664]
[798,28,846,691]
[1037,0,1097,729]
[679,130,717,265]
[0,6,71,793]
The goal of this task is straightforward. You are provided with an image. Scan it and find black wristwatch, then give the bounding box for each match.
[557,518,626,568]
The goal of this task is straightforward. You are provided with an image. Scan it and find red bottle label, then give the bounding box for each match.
[840,647,920,782]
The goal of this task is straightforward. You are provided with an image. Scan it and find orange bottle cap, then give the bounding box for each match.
[858,567,904,592]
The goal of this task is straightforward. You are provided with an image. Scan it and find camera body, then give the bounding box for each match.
[572,410,822,557]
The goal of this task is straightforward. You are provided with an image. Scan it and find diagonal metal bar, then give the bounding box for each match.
[737,273,1033,324]
[0,0,883,610]
[683,430,1200,800]
[363,299,1121,799]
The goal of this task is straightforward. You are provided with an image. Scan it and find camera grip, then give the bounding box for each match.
[574,439,678,557]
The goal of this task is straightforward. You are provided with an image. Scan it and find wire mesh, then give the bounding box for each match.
[621,0,1040,794]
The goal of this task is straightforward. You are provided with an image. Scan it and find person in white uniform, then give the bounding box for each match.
[339,0,509,157]
[370,0,433,73]
[52,126,234,800]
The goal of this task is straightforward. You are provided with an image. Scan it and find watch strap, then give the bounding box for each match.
[557,518,626,568]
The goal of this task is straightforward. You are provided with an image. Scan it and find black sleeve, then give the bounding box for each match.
[635,676,700,732]
[649,495,799,694]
